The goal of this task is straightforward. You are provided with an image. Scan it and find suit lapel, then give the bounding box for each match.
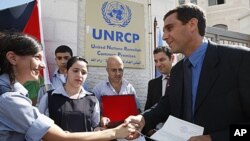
[155,76,163,98]
[171,60,184,116]
[194,42,220,114]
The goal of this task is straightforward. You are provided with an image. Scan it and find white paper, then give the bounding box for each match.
[151,115,204,141]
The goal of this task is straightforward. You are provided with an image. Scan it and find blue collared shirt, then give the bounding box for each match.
[0,74,54,141]
[187,38,208,112]
[51,69,66,89]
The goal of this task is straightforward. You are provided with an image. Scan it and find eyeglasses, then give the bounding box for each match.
[109,68,124,73]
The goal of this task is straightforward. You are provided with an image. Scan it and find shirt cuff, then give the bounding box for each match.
[25,114,54,141]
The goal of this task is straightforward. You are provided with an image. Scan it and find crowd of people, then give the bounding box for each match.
[1,3,250,141]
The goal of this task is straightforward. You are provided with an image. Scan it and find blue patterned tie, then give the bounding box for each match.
[183,59,192,122]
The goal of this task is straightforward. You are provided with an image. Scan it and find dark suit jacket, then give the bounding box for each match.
[144,76,163,111]
[143,41,250,141]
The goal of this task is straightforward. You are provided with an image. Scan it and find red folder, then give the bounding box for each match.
[101,94,139,128]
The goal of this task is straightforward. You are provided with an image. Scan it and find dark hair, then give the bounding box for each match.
[163,3,206,36]
[153,46,172,59]
[66,56,88,70]
[55,45,73,57]
[0,32,42,83]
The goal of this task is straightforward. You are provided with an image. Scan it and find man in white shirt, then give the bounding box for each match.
[93,55,144,141]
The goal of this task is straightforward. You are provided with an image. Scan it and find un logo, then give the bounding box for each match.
[102,1,132,27]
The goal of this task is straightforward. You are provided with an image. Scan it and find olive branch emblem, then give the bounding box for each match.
[101,1,132,27]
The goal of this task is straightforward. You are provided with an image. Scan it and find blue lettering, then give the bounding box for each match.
[124,33,131,43]
[104,30,114,41]
[116,31,123,42]
[92,28,140,43]
[93,29,102,40]
[133,34,139,43]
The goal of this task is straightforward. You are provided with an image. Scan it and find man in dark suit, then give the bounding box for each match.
[125,3,250,141]
[144,47,174,111]
[144,47,174,140]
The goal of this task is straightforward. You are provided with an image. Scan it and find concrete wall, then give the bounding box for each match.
[198,0,250,35]
[176,0,250,35]
[151,0,176,30]
[41,0,78,76]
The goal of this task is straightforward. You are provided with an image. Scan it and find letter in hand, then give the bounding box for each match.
[124,115,145,140]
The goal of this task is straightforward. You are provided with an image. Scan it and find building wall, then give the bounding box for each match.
[176,0,250,35]
[151,0,176,30]
[239,13,250,35]
[41,0,175,110]
[199,0,250,35]
[41,0,78,76]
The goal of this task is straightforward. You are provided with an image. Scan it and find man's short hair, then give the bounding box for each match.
[163,3,206,36]
[55,45,73,57]
[153,46,172,59]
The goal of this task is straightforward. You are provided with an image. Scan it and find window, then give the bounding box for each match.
[179,0,185,5]
[178,0,197,5]
[209,0,225,6]
[190,0,197,4]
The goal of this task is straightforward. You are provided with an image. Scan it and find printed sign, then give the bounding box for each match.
[85,0,145,68]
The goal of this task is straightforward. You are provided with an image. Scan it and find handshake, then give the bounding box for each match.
[94,115,145,140]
